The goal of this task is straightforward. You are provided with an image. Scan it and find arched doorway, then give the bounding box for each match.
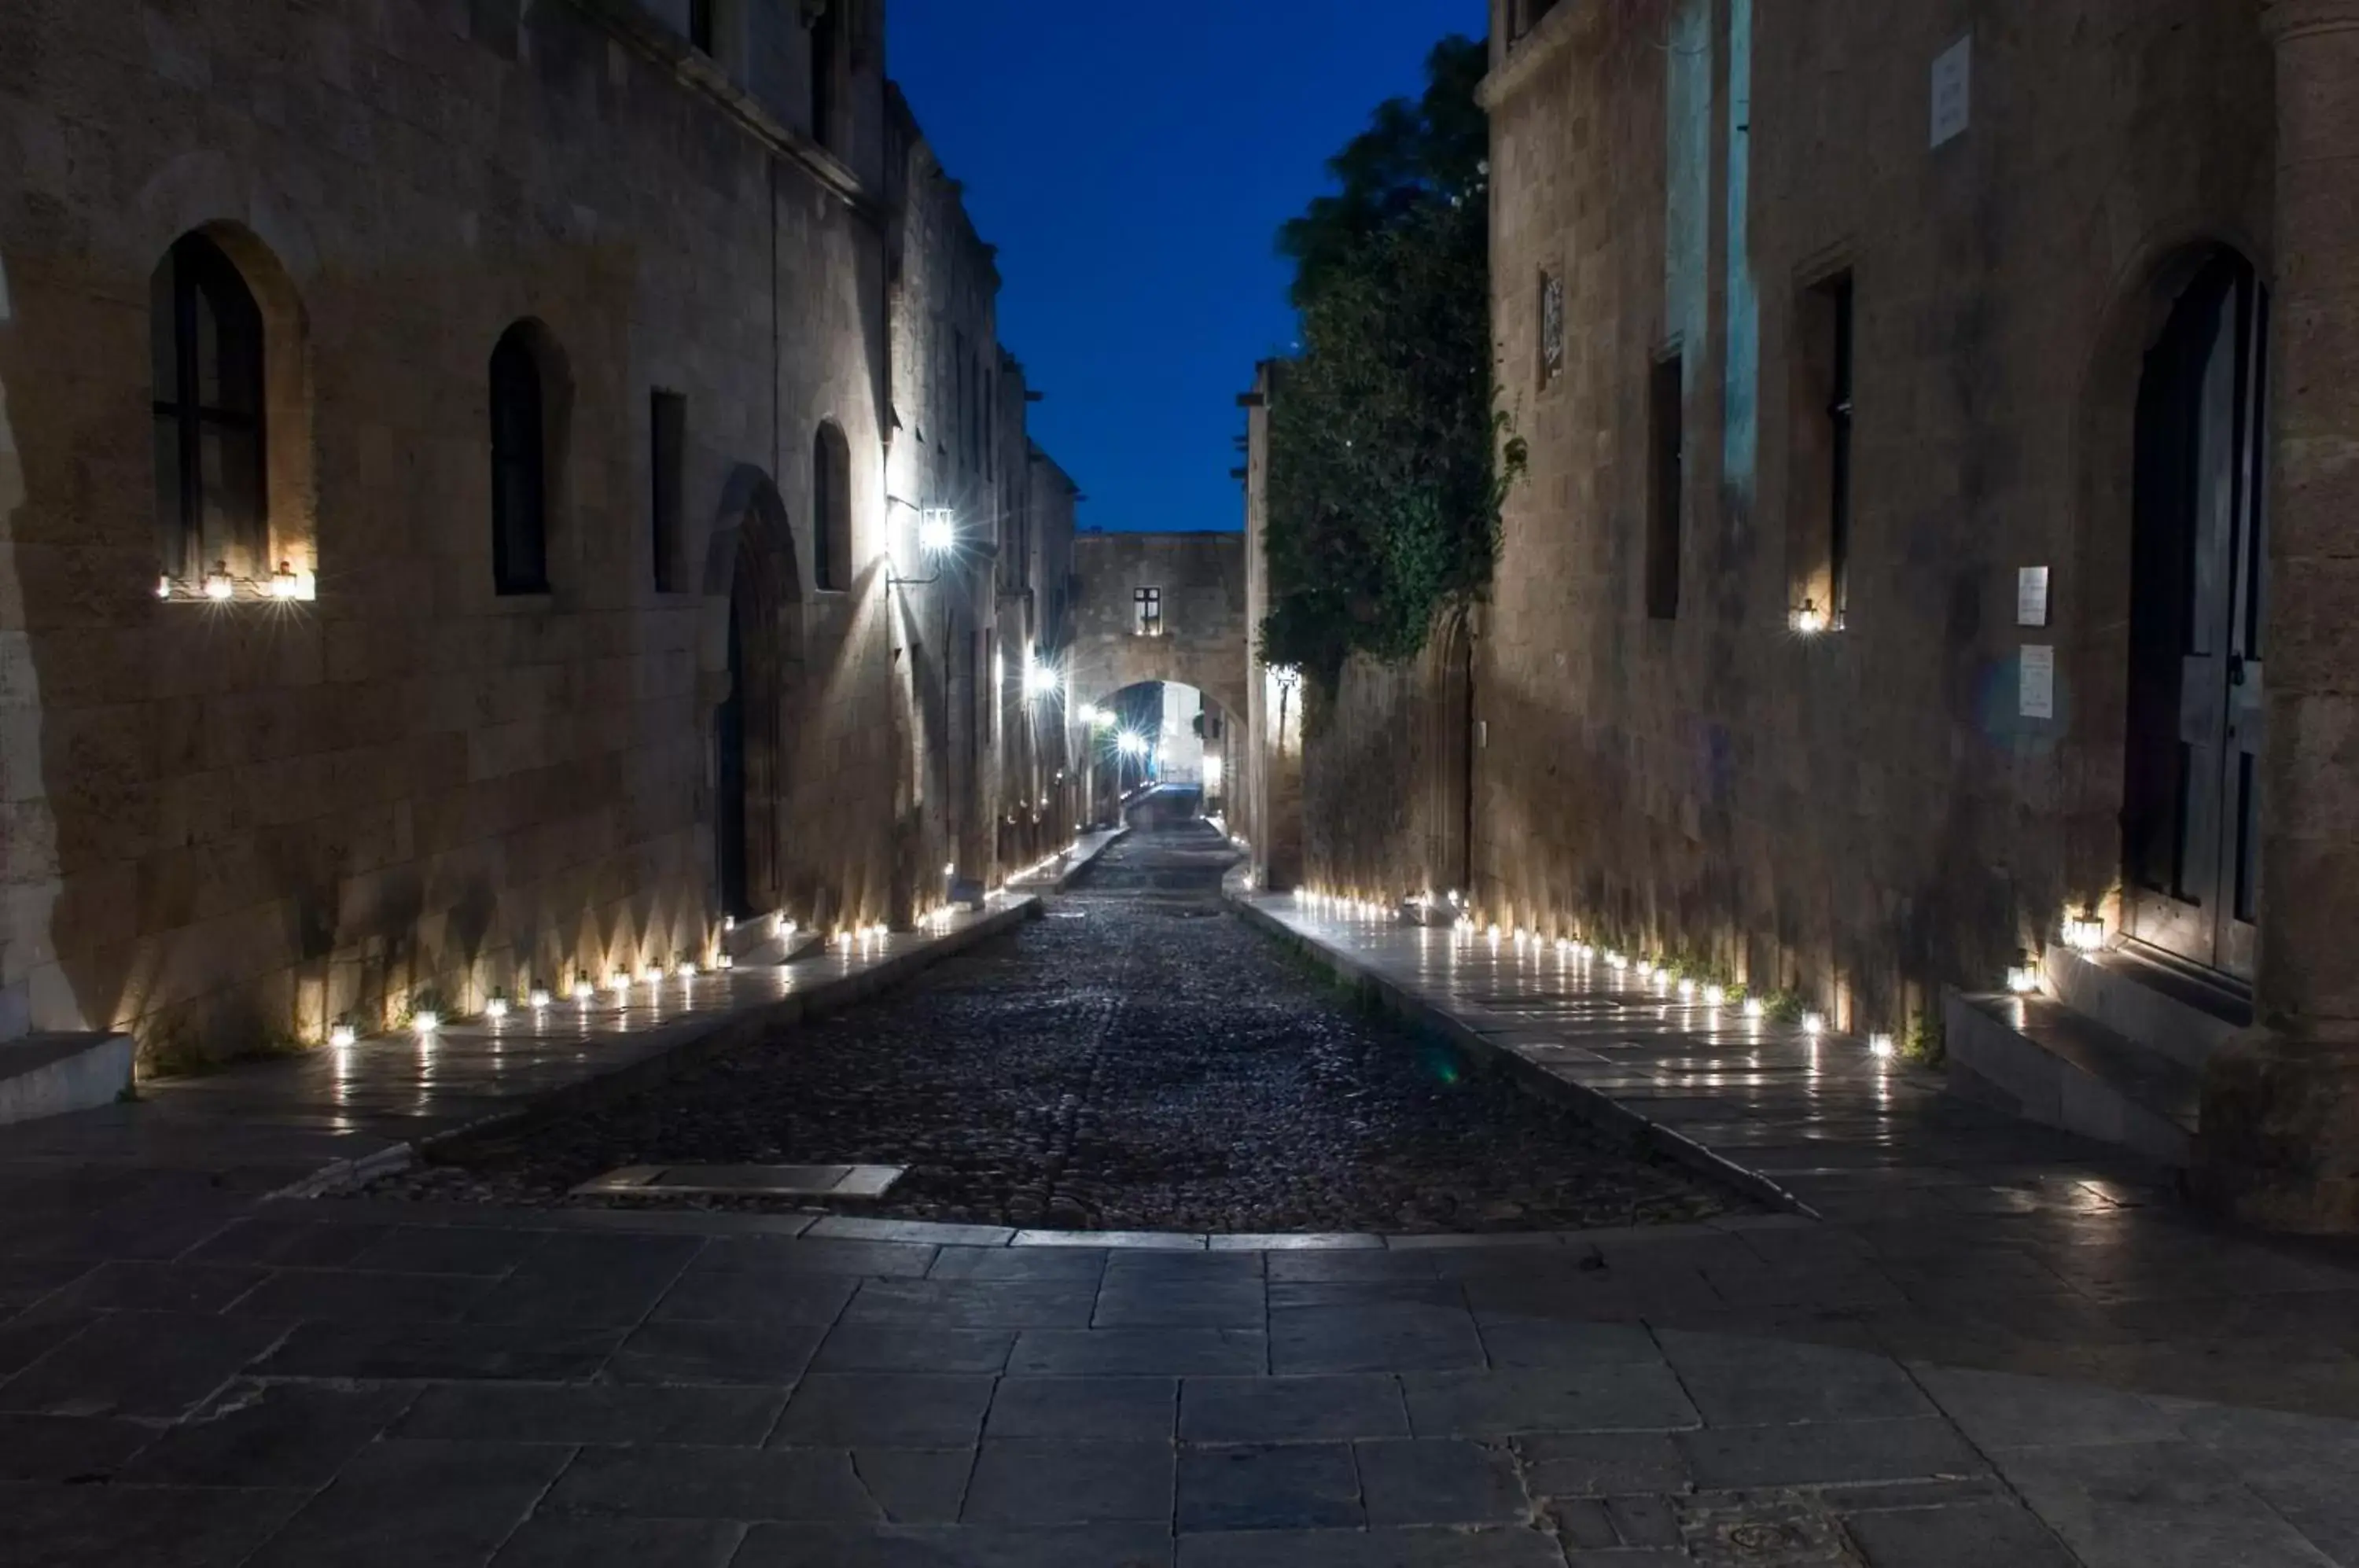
[2122,249,2269,983]
[705,468,798,924]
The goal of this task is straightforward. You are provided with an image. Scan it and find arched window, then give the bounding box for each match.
[490,324,550,594]
[151,234,265,582]
[812,421,852,591]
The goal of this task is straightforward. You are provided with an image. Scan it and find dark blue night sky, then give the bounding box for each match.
[887,1,1488,535]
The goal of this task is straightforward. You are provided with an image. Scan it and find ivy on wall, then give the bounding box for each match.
[1260,35,1524,691]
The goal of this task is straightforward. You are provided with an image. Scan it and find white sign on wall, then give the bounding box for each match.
[2020,645,2055,721]
[2016,566,2050,628]
[1930,36,1972,149]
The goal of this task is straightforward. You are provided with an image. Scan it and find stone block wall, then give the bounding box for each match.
[1462,0,2276,1034]
[1300,620,1474,909]
[0,0,1026,1060]
[1069,532,1249,725]
[885,82,1010,894]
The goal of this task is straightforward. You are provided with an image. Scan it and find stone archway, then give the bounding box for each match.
[1065,532,1249,723]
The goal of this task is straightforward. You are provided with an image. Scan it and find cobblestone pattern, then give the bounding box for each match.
[370,823,1740,1234]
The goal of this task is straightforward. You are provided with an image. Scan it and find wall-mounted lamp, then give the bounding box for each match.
[1025,653,1061,700]
[885,499,954,587]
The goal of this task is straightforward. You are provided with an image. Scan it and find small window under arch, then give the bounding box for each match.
[490,323,552,595]
[812,421,852,591]
[151,233,266,583]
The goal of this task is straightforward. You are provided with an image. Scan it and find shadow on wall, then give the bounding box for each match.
[0,245,39,1041]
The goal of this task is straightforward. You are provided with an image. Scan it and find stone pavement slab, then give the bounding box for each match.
[964,1438,1175,1526]
[1,1185,2357,1564]
[987,1375,1178,1440]
[489,1515,745,1568]
[1840,1498,2081,1568]
[735,1522,1176,1567]
[1177,1441,1363,1531]
[545,1443,879,1522]
[9,888,2359,1563]
[243,1439,573,1568]
[1180,1375,1411,1444]
[1356,1437,1529,1525]
[0,1480,311,1568]
[1176,1526,1567,1566]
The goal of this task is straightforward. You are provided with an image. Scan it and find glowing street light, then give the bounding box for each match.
[1025,655,1061,700]
[918,508,956,554]
[1117,731,1149,758]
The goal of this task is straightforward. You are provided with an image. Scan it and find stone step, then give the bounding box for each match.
[2044,942,2248,1072]
[0,1033,135,1126]
[1944,992,2198,1168]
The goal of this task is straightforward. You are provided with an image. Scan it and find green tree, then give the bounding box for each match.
[1260,35,1520,690]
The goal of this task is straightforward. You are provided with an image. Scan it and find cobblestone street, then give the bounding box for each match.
[375,821,1735,1235]
[1,841,2357,1565]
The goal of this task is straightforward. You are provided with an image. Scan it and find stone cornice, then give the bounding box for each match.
[2264,0,2359,41]
[564,0,878,224]
[1477,2,1595,112]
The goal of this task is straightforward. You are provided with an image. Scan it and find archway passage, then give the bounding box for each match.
[2122,249,2269,984]
[1079,679,1241,829]
[1066,532,1249,726]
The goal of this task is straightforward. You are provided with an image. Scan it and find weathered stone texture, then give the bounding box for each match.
[0,0,1054,1060]
[1069,532,1249,727]
[1456,0,2275,1034]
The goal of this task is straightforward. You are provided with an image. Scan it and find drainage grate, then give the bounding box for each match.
[571,1164,906,1200]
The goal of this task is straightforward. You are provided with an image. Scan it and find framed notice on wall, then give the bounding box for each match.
[2020,645,2055,720]
[2017,566,2051,628]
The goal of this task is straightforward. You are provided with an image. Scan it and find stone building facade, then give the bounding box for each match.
[1252,0,2359,1226]
[0,0,1072,1063]
[1068,532,1249,725]
[1068,528,1249,821]
[1449,0,2359,1226]
[1004,440,1084,865]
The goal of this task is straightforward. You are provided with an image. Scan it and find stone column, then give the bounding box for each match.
[2199,0,2359,1231]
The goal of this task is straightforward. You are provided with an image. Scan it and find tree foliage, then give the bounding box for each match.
[1260,35,1521,690]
